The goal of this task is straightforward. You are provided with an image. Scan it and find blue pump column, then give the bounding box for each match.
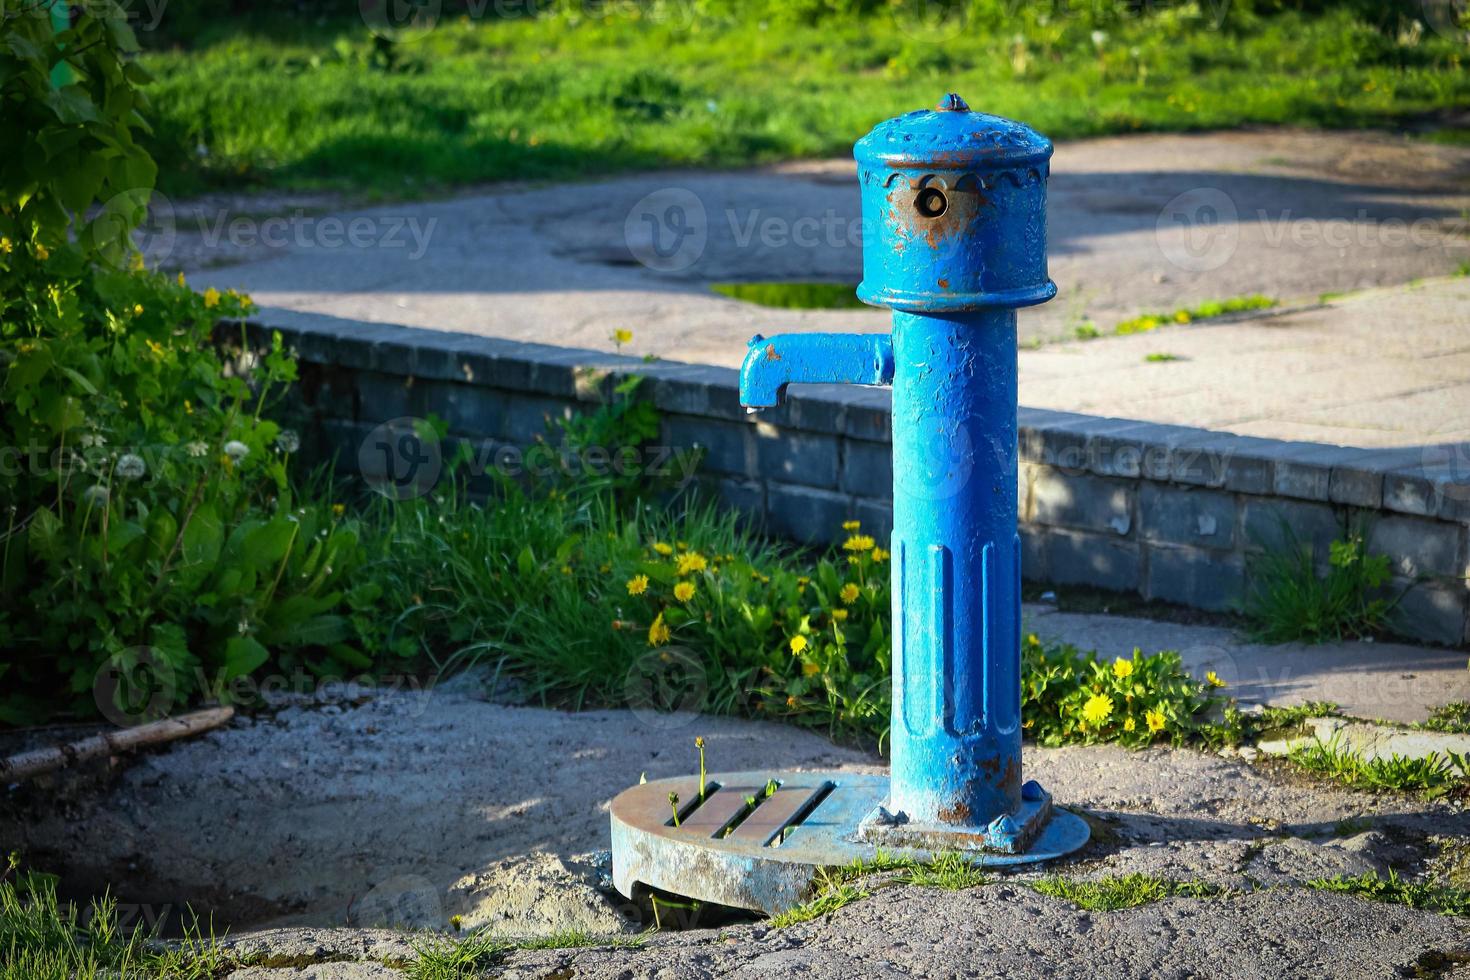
[888,309,1020,828]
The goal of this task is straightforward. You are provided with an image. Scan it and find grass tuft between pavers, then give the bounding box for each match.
[1031,874,1223,912]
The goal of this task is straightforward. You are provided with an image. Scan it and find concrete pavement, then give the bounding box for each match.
[168,128,1470,450]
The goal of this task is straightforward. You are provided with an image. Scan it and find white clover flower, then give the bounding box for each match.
[275,430,300,454]
[83,484,109,506]
[186,441,208,458]
[79,432,105,449]
[116,453,146,481]
[224,440,250,461]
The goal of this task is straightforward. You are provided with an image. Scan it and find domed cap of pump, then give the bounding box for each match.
[854,93,1053,171]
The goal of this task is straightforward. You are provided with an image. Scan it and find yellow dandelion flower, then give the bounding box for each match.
[832,608,849,622]
[1124,716,1136,732]
[34,243,49,261]
[133,304,144,315]
[789,635,808,655]
[797,576,810,586]
[612,328,633,345]
[1206,671,1226,688]
[785,695,799,708]
[674,581,696,602]
[177,271,186,287]
[626,574,649,596]
[676,552,708,575]
[1113,658,1134,679]
[203,287,221,308]
[653,542,673,556]
[871,547,889,562]
[802,662,820,677]
[1146,708,1166,733]
[842,520,861,531]
[648,612,670,647]
[332,503,345,517]
[0,237,11,254]
[839,583,860,605]
[1082,693,1114,726]
[842,534,876,552]
[129,251,145,271]
[676,541,689,551]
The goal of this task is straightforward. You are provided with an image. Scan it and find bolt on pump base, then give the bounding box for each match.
[609,94,1089,916]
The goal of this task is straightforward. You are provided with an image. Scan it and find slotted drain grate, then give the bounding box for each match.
[662,778,836,846]
[611,770,886,913]
[611,770,1090,914]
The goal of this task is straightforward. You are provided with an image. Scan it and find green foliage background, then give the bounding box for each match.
[122,0,1470,196]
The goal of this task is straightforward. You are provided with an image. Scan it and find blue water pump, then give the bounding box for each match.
[609,95,1089,915]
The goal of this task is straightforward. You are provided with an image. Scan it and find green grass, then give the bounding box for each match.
[1031,874,1221,911]
[1307,871,1470,917]
[1114,295,1277,335]
[0,859,238,980]
[1287,736,1469,797]
[1242,526,1397,644]
[1143,352,1183,363]
[1421,702,1470,734]
[710,282,866,310]
[407,928,640,980]
[134,4,1470,196]
[769,850,987,928]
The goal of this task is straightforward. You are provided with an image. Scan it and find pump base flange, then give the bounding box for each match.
[610,770,1090,916]
[856,779,1057,855]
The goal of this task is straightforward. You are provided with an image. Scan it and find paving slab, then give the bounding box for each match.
[1020,277,1470,449]
[1024,602,1470,725]
[168,128,1470,449]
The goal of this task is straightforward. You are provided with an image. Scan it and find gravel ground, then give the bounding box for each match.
[4,678,1469,978]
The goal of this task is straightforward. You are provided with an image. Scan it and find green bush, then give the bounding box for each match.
[0,0,371,724]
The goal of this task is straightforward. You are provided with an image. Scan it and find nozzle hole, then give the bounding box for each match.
[915,187,948,218]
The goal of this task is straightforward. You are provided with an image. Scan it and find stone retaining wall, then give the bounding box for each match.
[244,312,1470,647]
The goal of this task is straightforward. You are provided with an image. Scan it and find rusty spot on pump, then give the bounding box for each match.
[764,344,781,362]
[937,278,950,289]
[937,800,972,825]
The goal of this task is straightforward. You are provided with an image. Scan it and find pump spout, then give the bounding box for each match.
[739,332,894,409]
